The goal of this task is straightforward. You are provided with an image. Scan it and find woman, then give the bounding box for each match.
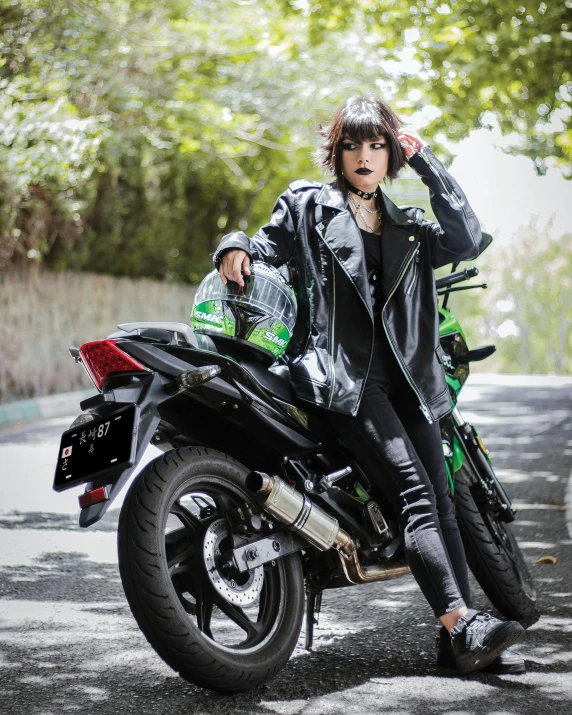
[213,96,525,675]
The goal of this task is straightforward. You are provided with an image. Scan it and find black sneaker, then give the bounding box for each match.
[436,625,525,674]
[449,609,525,675]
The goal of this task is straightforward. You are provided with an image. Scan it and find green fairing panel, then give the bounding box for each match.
[438,308,467,343]
[350,481,371,505]
[444,456,455,494]
[453,435,464,472]
[445,373,462,393]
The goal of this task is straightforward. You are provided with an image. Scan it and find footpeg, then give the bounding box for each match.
[318,466,352,492]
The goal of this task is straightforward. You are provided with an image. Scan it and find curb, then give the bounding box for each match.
[0,389,98,429]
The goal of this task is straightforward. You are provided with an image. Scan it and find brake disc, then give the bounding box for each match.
[203,518,264,606]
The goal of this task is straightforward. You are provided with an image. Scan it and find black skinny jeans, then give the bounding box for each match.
[327,331,472,618]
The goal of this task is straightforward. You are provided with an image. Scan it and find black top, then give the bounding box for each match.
[359,225,384,329]
[359,227,382,272]
[358,226,398,382]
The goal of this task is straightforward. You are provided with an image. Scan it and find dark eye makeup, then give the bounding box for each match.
[342,140,387,150]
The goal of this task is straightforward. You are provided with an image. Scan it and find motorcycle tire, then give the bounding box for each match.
[117,446,305,693]
[453,462,540,628]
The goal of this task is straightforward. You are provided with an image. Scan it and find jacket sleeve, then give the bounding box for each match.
[408,146,487,270]
[212,187,298,270]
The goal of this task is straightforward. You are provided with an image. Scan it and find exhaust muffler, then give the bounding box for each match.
[246,471,410,585]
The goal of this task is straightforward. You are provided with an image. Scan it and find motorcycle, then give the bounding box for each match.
[53,261,538,693]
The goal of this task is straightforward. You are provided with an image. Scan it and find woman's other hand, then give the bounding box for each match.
[397,130,427,159]
[219,249,251,287]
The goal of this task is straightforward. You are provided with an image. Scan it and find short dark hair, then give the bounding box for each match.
[313,96,407,185]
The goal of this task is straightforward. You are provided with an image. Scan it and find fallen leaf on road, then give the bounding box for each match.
[535,555,557,564]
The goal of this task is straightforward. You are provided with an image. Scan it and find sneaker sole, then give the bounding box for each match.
[437,652,526,675]
[454,622,525,675]
[482,660,526,675]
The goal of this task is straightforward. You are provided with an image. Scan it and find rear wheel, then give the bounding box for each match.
[453,463,539,628]
[118,447,305,693]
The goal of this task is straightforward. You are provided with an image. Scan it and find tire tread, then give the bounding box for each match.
[454,465,539,627]
[118,446,304,693]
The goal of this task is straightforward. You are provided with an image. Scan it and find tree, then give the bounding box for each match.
[300,0,572,175]
[446,219,572,374]
[1,0,570,281]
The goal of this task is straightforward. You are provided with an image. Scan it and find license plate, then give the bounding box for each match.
[53,404,138,492]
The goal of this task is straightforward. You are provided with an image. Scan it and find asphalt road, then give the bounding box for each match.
[1,375,572,715]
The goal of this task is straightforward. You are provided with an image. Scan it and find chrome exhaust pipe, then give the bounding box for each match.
[246,470,340,550]
[246,471,410,585]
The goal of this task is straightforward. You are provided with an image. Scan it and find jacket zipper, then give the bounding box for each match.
[316,219,341,408]
[419,150,460,208]
[353,320,375,418]
[328,256,336,407]
[406,246,420,295]
[381,247,434,423]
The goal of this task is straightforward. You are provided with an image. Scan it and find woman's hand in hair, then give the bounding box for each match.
[219,249,251,287]
[396,130,427,159]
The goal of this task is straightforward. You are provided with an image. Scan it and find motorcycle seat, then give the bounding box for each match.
[239,360,294,404]
[205,334,295,404]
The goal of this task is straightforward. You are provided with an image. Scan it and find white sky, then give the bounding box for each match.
[441,127,572,246]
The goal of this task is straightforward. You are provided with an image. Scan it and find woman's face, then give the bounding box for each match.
[340,133,390,191]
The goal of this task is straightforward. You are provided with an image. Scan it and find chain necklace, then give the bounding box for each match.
[348,194,382,234]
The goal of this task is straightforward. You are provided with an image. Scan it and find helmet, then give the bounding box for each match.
[191,262,297,362]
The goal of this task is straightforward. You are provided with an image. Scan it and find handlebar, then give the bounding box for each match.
[435,267,479,291]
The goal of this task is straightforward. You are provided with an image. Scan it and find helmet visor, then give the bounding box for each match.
[194,266,297,334]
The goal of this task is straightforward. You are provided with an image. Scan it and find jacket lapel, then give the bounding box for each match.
[315,182,418,315]
[377,191,419,298]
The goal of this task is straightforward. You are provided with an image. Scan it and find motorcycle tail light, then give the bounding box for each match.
[79,486,109,509]
[79,339,147,390]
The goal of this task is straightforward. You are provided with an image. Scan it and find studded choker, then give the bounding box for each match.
[345,180,378,200]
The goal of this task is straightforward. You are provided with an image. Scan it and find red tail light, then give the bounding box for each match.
[79,339,147,390]
[79,486,109,509]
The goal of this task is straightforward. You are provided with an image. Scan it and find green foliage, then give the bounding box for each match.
[444,221,572,374]
[0,0,570,284]
[303,1,572,175]
[493,224,572,373]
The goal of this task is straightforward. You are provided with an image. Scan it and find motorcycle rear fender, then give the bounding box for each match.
[77,344,208,527]
[77,341,319,527]
[78,371,165,528]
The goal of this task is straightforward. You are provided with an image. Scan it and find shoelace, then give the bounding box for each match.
[464,612,496,635]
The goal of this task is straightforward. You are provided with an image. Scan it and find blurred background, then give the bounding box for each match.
[1,0,571,403]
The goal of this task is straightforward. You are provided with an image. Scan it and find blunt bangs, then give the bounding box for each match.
[343,111,387,145]
[313,96,407,185]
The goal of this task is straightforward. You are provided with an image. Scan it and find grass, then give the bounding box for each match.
[0,269,196,403]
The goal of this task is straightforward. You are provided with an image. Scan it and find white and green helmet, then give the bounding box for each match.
[191,263,297,360]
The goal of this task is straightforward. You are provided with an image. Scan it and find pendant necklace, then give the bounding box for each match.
[348,193,382,234]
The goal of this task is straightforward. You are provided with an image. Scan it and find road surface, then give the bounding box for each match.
[1,376,571,714]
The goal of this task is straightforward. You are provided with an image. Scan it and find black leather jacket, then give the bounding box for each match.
[213,146,489,422]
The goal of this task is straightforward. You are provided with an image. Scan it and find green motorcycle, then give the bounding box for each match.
[436,264,538,627]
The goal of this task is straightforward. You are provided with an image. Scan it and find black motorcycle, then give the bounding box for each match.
[53,268,538,693]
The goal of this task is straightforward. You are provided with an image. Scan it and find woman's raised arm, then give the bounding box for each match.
[408,146,486,269]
